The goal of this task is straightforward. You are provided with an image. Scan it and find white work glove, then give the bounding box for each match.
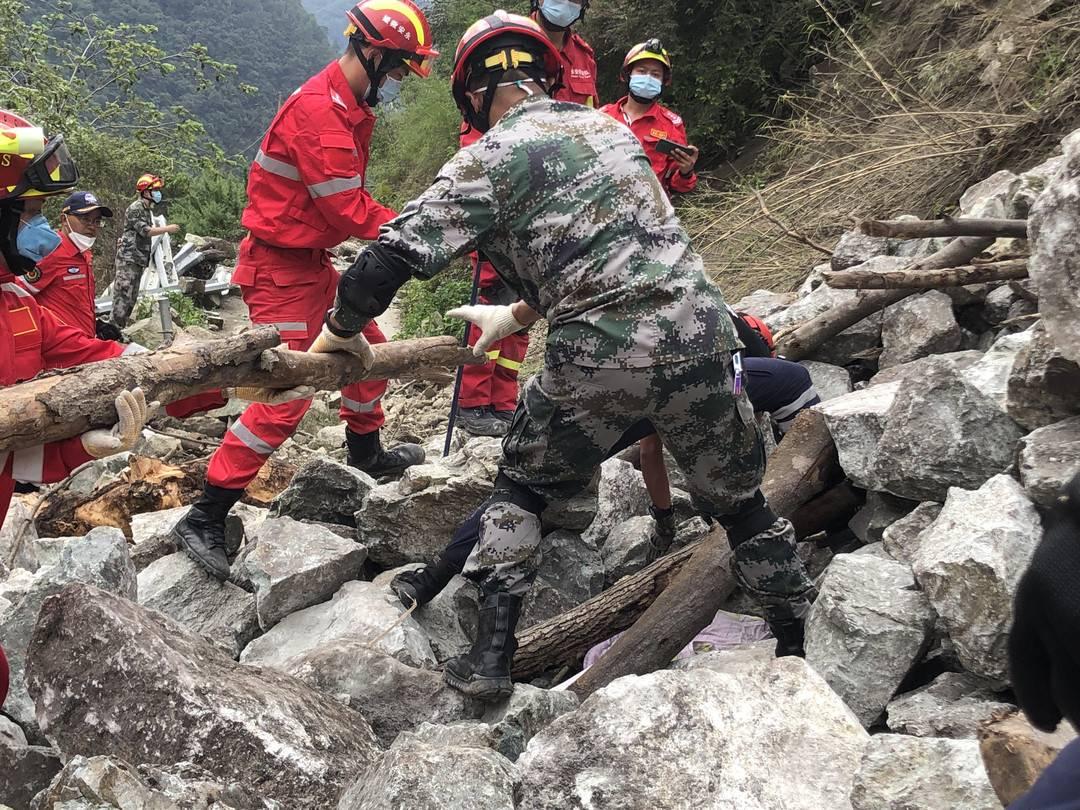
[122,343,149,355]
[309,323,374,370]
[80,388,150,459]
[224,385,315,405]
[446,304,526,357]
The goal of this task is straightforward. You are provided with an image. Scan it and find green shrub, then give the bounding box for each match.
[134,290,208,328]
[171,167,247,241]
[394,261,473,340]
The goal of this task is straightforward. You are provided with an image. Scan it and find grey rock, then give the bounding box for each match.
[281,640,475,747]
[1013,153,1066,217]
[728,289,797,319]
[847,491,918,544]
[520,530,604,630]
[404,720,521,760]
[540,493,598,533]
[600,515,654,586]
[1006,323,1080,429]
[674,640,779,679]
[850,734,999,810]
[31,538,69,571]
[516,659,867,810]
[25,584,379,809]
[959,169,1020,218]
[1018,416,1080,506]
[912,474,1042,680]
[810,310,883,366]
[0,715,26,747]
[961,328,1034,409]
[0,528,135,738]
[313,423,346,451]
[480,684,579,761]
[0,500,38,573]
[805,553,937,727]
[851,541,892,559]
[800,360,853,401]
[822,357,1023,501]
[129,505,244,572]
[886,672,1014,738]
[63,452,131,496]
[983,283,1018,325]
[869,350,983,387]
[831,229,892,271]
[1028,135,1080,364]
[0,728,61,810]
[374,566,477,662]
[237,516,366,630]
[133,429,183,459]
[582,459,651,546]
[269,456,376,527]
[356,462,493,567]
[879,290,962,369]
[241,579,437,669]
[337,735,515,810]
[882,501,942,564]
[765,274,860,333]
[138,552,260,658]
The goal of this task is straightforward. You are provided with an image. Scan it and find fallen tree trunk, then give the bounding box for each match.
[775,236,994,360]
[857,216,1028,240]
[513,410,838,685]
[822,258,1028,290]
[0,328,478,454]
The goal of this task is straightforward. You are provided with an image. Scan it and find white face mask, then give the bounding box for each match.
[68,229,96,251]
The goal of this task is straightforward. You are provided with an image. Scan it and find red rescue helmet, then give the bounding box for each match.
[621,39,673,84]
[135,173,164,193]
[452,11,561,133]
[345,0,439,79]
[0,110,79,203]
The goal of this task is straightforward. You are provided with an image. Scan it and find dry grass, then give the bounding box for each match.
[682,0,1080,300]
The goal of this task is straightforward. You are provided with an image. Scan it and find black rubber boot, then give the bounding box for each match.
[173,484,243,581]
[391,555,462,608]
[444,590,521,701]
[458,406,508,437]
[346,428,424,477]
[767,615,808,658]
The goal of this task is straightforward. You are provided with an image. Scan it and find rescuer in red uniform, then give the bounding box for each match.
[174,0,439,580]
[601,40,699,195]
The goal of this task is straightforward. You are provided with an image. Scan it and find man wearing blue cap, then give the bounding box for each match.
[16,190,121,340]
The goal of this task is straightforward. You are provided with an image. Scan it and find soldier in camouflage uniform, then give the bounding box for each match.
[111,174,179,327]
[322,11,816,700]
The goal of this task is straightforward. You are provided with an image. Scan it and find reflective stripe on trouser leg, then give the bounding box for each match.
[458,314,497,409]
[491,330,529,412]
[206,397,314,489]
[339,318,388,435]
[463,501,543,597]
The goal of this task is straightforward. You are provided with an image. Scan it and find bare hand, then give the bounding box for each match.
[166,224,181,234]
[673,144,699,176]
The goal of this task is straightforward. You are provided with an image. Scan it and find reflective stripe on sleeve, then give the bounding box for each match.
[341,394,380,413]
[229,421,276,456]
[11,445,46,483]
[307,175,363,198]
[254,149,301,182]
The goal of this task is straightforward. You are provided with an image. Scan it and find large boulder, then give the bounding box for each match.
[337,735,515,810]
[30,755,281,810]
[1018,415,1080,507]
[372,566,478,662]
[959,169,1020,218]
[886,672,1014,738]
[516,658,868,809]
[600,515,654,586]
[269,456,376,526]
[582,459,651,546]
[137,552,260,658]
[879,291,962,369]
[800,360,853,401]
[847,491,917,545]
[25,583,381,808]
[850,734,999,809]
[520,529,604,629]
[236,517,367,630]
[830,230,892,271]
[1006,322,1080,429]
[0,527,136,738]
[912,474,1042,680]
[129,505,244,573]
[241,580,437,670]
[881,501,942,564]
[729,289,796,319]
[960,329,1034,409]
[818,358,1023,501]
[480,684,579,761]
[805,553,936,727]
[1028,131,1080,364]
[0,715,61,809]
[1013,152,1066,217]
[281,640,475,747]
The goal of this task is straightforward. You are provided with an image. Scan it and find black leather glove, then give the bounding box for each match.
[1008,471,1080,731]
[646,505,677,564]
[95,318,124,342]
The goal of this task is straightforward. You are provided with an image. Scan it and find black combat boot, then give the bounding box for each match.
[767,615,808,658]
[458,406,508,437]
[444,590,522,701]
[390,555,462,608]
[173,484,244,581]
[346,428,424,477]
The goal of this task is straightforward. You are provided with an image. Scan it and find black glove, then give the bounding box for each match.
[1008,471,1080,732]
[646,505,677,564]
[95,318,124,342]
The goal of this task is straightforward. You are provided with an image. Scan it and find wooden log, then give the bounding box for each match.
[0,328,478,454]
[979,711,1078,806]
[789,481,864,539]
[857,216,1029,240]
[512,410,838,685]
[822,258,1028,290]
[775,236,994,361]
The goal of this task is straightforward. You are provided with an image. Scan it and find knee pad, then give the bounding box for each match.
[717,491,778,548]
[490,471,547,516]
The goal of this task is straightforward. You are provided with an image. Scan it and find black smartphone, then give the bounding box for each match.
[655,138,685,156]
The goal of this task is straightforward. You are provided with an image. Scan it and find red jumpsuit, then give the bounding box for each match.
[548,28,599,107]
[206,61,397,490]
[15,231,97,337]
[0,272,128,532]
[601,97,698,194]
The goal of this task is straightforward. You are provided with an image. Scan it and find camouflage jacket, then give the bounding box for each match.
[377,95,738,368]
[114,199,153,267]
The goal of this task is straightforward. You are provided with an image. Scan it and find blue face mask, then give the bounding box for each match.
[150,190,163,204]
[16,214,62,263]
[377,76,402,106]
[629,74,663,100]
[540,0,582,28]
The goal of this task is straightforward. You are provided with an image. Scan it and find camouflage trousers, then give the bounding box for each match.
[462,354,816,620]
[110,261,143,328]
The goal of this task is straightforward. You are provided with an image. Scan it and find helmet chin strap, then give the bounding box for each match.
[351,38,397,107]
[0,203,35,277]
[628,90,660,105]
[468,73,550,133]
